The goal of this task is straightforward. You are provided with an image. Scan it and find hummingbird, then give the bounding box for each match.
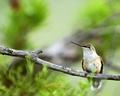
[71,42,103,90]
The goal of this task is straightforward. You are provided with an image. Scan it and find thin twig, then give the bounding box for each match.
[0,45,120,80]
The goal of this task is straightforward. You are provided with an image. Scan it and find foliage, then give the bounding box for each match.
[2,0,48,48]
[78,0,120,56]
[0,60,90,96]
[79,0,110,28]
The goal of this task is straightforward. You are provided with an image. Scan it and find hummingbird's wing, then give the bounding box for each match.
[100,57,104,74]
[81,59,88,72]
[81,59,91,73]
[81,59,85,71]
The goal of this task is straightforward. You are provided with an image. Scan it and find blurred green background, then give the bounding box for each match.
[0,0,120,96]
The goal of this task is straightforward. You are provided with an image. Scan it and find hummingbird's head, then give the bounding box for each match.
[71,41,96,52]
[71,41,97,59]
[81,43,96,51]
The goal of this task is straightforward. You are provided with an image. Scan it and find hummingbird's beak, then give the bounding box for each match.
[71,41,85,47]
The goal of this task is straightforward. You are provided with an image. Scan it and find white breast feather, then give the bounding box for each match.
[83,48,99,72]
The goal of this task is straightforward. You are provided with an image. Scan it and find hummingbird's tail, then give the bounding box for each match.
[91,78,102,91]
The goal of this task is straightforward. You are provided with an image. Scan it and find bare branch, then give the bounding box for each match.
[0,45,120,80]
[0,45,28,57]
